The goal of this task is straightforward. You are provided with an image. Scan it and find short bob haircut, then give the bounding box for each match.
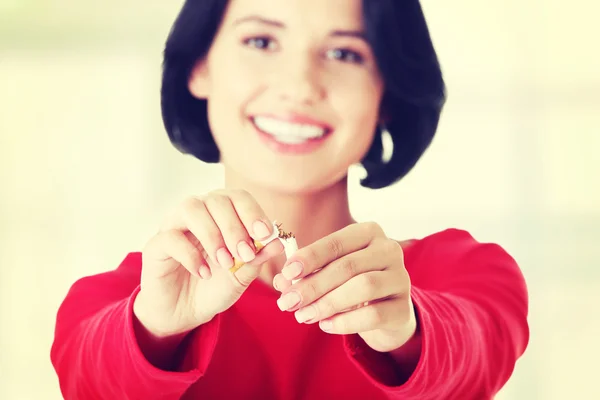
[161,0,446,189]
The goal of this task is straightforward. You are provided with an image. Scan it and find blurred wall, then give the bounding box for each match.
[1,0,599,399]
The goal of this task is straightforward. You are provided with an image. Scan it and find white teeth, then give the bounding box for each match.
[273,135,310,144]
[253,116,327,142]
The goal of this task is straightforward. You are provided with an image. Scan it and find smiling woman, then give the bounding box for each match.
[162,0,444,192]
[49,0,529,399]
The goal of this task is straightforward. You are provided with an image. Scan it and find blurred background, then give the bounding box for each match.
[1,0,598,399]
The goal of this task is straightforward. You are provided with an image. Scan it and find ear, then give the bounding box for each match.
[188,59,210,99]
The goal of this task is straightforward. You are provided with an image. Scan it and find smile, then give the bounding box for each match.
[251,116,331,145]
[249,115,333,155]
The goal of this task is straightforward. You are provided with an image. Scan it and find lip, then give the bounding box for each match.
[250,114,333,155]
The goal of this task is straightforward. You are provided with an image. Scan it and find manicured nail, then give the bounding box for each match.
[277,291,301,311]
[216,248,234,269]
[319,320,333,332]
[237,241,256,263]
[295,306,317,323]
[273,274,284,291]
[253,220,271,239]
[282,262,303,280]
[199,265,212,280]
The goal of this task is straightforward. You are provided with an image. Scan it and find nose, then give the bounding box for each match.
[274,57,326,105]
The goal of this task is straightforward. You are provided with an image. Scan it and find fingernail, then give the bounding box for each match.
[216,248,233,269]
[319,320,333,332]
[295,306,317,323]
[282,262,303,280]
[199,265,212,280]
[253,220,271,240]
[277,291,301,311]
[237,241,256,263]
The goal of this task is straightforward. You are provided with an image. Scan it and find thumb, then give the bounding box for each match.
[232,239,284,286]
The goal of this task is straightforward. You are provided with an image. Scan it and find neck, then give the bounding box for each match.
[224,169,355,281]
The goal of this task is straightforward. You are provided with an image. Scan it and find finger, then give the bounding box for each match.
[318,298,409,335]
[143,229,206,278]
[290,271,403,323]
[204,194,257,266]
[225,189,274,241]
[273,273,293,292]
[198,265,212,280]
[276,242,400,308]
[161,197,231,269]
[232,239,284,287]
[183,231,212,280]
[281,222,386,281]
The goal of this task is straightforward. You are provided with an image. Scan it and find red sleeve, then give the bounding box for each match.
[50,252,220,400]
[343,229,530,399]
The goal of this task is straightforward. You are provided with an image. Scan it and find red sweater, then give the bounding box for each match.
[51,229,529,400]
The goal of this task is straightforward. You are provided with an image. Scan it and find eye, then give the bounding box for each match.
[243,36,277,51]
[326,48,364,64]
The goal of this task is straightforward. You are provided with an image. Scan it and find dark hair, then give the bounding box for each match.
[161,0,446,189]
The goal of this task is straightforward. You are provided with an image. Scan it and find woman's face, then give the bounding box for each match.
[189,0,384,194]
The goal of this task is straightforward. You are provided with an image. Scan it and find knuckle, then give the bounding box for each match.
[207,230,225,248]
[337,258,358,280]
[231,192,263,221]
[204,193,230,208]
[368,306,384,326]
[360,273,379,297]
[303,245,320,268]
[316,298,334,317]
[230,188,251,199]
[181,196,202,215]
[397,268,411,290]
[163,228,183,247]
[301,280,319,302]
[363,221,383,236]
[382,238,402,254]
[207,188,227,196]
[327,237,344,259]
[208,188,226,196]
[142,234,161,257]
[399,303,413,325]
[222,220,248,240]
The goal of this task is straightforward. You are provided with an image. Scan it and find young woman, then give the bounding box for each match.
[51,0,529,398]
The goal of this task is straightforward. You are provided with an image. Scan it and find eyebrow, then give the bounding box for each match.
[233,15,285,28]
[330,30,367,40]
[232,15,366,40]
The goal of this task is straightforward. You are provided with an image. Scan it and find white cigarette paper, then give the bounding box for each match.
[229,220,298,275]
[260,221,283,246]
[280,235,300,284]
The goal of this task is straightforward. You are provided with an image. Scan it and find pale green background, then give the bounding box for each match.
[1,1,599,399]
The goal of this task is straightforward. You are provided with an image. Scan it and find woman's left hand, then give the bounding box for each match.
[273,222,417,353]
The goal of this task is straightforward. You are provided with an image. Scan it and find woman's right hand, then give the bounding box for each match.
[133,189,284,339]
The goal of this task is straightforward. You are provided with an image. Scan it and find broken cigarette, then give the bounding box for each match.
[229,221,298,274]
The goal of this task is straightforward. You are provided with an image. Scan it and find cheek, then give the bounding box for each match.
[212,63,257,106]
[335,78,382,164]
[330,75,382,147]
[330,68,382,120]
[206,55,266,145]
